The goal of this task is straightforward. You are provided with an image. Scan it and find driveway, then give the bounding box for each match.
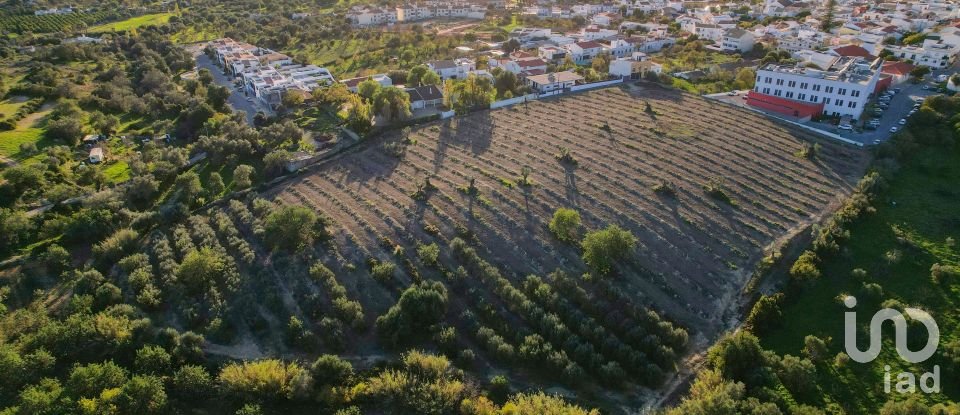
[194,53,272,125]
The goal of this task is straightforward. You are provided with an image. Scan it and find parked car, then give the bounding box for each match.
[898,118,906,125]
[727,91,737,96]
[890,126,899,133]
[838,123,853,131]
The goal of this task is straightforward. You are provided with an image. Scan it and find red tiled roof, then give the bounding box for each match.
[518,58,547,67]
[831,45,875,59]
[341,76,371,87]
[881,61,915,76]
[522,68,546,76]
[576,40,604,49]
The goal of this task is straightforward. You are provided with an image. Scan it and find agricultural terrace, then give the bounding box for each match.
[127,86,866,406]
[267,86,866,345]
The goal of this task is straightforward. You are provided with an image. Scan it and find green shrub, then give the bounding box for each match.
[581,224,637,275]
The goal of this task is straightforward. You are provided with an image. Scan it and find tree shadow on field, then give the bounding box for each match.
[563,164,580,208]
[456,110,493,155]
[343,143,401,184]
[627,81,685,104]
[434,118,454,173]
[521,183,536,229]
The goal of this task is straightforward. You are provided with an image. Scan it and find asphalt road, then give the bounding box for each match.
[194,53,270,125]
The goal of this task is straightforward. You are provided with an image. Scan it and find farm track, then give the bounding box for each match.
[264,86,867,398]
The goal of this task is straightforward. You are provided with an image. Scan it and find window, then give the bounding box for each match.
[786,91,794,98]
[823,98,830,105]
[810,95,818,102]
[851,90,860,97]
[774,89,782,96]
[765,77,772,83]
[848,101,857,108]
[800,82,808,89]
[825,86,834,93]
[788,80,796,87]
[798,93,806,100]
[835,99,843,107]
[838,88,847,96]
[812,84,821,92]
[763,87,770,94]
[776,79,784,86]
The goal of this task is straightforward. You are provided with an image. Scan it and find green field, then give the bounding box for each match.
[0,109,53,163]
[88,13,174,33]
[102,160,131,184]
[761,145,960,412]
[0,98,28,119]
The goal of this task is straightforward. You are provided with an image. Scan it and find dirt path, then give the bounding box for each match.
[437,22,478,35]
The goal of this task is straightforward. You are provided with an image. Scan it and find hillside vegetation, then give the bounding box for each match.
[667,95,960,415]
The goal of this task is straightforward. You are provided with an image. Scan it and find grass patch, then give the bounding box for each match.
[0,108,53,163]
[88,13,174,33]
[102,160,131,184]
[760,146,960,413]
[0,97,28,119]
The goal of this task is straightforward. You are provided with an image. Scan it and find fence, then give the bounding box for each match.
[490,93,539,109]
[570,78,623,92]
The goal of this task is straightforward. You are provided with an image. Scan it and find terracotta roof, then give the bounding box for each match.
[518,58,547,67]
[575,40,604,49]
[831,45,875,59]
[881,61,915,76]
[341,75,373,88]
[522,68,546,76]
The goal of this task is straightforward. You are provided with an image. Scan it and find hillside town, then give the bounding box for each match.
[199,0,960,146]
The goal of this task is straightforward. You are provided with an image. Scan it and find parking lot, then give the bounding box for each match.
[709,62,958,146]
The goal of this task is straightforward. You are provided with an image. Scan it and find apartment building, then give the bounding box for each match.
[748,56,883,119]
[883,37,954,69]
[241,65,336,107]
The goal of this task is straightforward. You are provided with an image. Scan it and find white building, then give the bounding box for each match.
[883,37,954,69]
[694,23,725,43]
[750,56,883,119]
[347,7,397,25]
[427,58,477,80]
[777,33,824,52]
[577,26,619,41]
[563,40,607,63]
[538,45,568,62]
[609,52,663,79]
[340,74,394,93]
[88,147,104,164]
[241,65,336,107]
[509,27,553,42]
[721,28,756,52]
[526,71,584,93]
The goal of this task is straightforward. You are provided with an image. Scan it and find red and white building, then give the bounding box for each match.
[748,56,883,120]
